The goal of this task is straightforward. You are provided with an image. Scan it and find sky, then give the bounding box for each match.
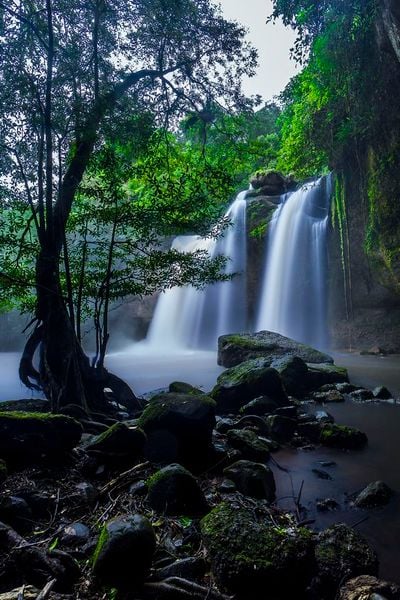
[216,0,298,101]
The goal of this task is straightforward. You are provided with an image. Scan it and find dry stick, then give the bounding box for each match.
[36,578,57,600]
[99,461,150,497]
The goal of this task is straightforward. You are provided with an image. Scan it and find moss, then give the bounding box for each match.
[92,523,109,567]
[89,422,124,446]
[0,410,72,422]
[320,423,367,449]
[138,393,216,429]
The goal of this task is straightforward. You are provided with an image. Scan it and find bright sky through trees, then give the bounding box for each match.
[216,0,298,100]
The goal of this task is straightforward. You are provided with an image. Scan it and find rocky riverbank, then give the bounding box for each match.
[0,331,398,600]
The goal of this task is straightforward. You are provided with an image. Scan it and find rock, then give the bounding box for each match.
[320,424,368,449]
[271,355,310,397]
[0,411,83,464]
[215,417,236,434]
[223,460,276,501]
[0,459,7,483]
[240,396,278,416]
[274,405,298,419]
[211,359,288,415]
[227,429,270,461]
[17,490,54,519]
[84,422,146,464]
[0,399,50,413]
[338,575,400,600]
[313,524,379,599]
[147,464,208,516]
[306,363,349,389]
[373,386,393,400]
[312,468,332,480]
[336,382,359,394]
[138,393,216,469]
[218,330,333,368]
[360,346,387,356]
[168,381,204,395]
[0,587,39,600]
[93,514,156,590]
[129,480,147,496]
[354,481,393,508]
[250,169,288,193]
[74,481,99,505]
[61,522,91,546]
[297,422,323,443]
[315,410,335,423]
[316,498,339,511]
[0,496,32,533]
[313,389,345,403]
[218,478,237,493]
[266,415,296,441]
[350,388,375,401]
[200,503,314,597]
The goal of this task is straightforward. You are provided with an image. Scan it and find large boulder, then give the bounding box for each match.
[338,575,400,600]
[211,359,288,415]
[306,363,349,389]
[313,524,378,599]
[200,503,314,598]
[93,514,156,591]
[0,412,82,464]
[147,463,208,516]
[84,422,146,464]
[223,460,276,501]
[249,170,290,195]
[271,355,310,397]
[138,393,216,469]
[218,331,333,368]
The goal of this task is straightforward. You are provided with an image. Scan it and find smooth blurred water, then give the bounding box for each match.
[256,177,331,349]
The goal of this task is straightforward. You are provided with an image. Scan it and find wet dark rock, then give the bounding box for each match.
[271,355,309,397]
[13,490,54,519]
[240,396,278,416]
[319,461,337,468]
[320,424,368,449]
[0,496,32,533]
[84,422,146,464]
[338,575,400,600]
[154,556,208,581]
[313,523,378,599]
[354,481,393,508]
[312,468,333,480]
[93,513,156,590]
[373,386,393,400]
[297,422,323,443]
[266,414,296,441]
[215,417,236,434]
[336,382,359,394]
[147,464,208,516]
[168,381,204,395]
[211,358,288,415]
[138,393,216,469]
[74,481,99,505]
[0,412,83,464]
[250,170,288,193]
[227,429,270,461]
[200,502,314,597]
[223,460,276,501]
[218,479,237,493]
[218,330,333,368]
[0,399,50,413]
[316,498,339,511]
[61,522,90,546]
[350,388,375,401]
[313,389,345,403]
[315,410,335,423]
[274,405,298,419]
[306,363,349,390]
[129,480,147,496]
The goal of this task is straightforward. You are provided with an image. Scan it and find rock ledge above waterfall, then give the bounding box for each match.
[218,330,334,368]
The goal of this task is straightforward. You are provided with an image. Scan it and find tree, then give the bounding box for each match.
[0,0,257,414]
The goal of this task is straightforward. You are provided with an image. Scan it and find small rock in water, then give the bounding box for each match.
[313,390,345,404]
[223,460,276,501]
[227,429,271,461]
[350,388,375,401]
[315,410,335,424]
[373,386,393,400]
[336,382,358,394]
[354,481,393,508]
[312,468,333,480]
[316,498,339,511]
[319,461,337,468]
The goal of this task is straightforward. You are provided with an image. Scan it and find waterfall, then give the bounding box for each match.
[146,191,247,351]
[256,175,332,349]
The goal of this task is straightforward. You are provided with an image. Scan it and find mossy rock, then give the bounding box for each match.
[0,411,83,464]
[211,358,288,415]
[147,463,208,515]
[227,429,271,462]
[138,393,216,470]
[218,331,333,368]
[93,514,156,591]
[168,381,204,395]
[239,396,278,416]
[271,355,310,397]
[85,422,146,464]
[223,460,276,501]
[200,503,315,597]
[306,363,349,390]
[320,424,367,450]
[313,524,378,599]
[266,415,297,442]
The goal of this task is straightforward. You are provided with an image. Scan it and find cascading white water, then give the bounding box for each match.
[146,191,247,351]
[256,175,332,349]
